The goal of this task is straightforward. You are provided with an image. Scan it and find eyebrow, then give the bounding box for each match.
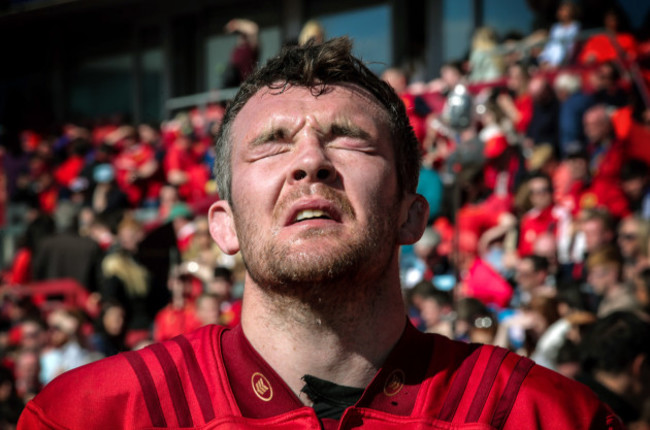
[329,122,372,141]
[248,120,372,147]
[249,127,292,147]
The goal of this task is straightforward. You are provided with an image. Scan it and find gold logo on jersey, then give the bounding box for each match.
[251,372,273,402]
[383,369,405,397]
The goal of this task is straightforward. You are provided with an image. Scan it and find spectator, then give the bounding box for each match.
[110,126,159,207]
[31,204,104,293]
[617,215,649,283]
[452,297,490,342]
[89,300,127,357]
[0,365,24,428]
[496,62,534,136]
[168,202,196,254]
[634,267,650,317]
[5,211,55,286]
[163,134,210,204]
[589,62,629,109]
[584,105,624,179]
[525,75,559,152]
[586,246,639,317]
[152,264,202,342]
[222,18,259,88]
[578,7,638,66]
[99,214,153,342]
[579,208,617,259]
[87,163,129,225]
[205,266,241,328]
[14,349,41,403]
[554,71,596,156]
[39,308,97,385]
[512,255,554,307]
[495,295,559,357]
[517,172,571,258]
[408,281,453,338]
[537,1,581,68]
[467,27,504,83]
[620,159,650,219]
[194,293,222,327]
[577,312,650,427]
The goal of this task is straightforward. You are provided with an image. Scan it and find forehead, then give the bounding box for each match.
[231,84,390,143]
[529,177,549,187]
[518,259,534,270]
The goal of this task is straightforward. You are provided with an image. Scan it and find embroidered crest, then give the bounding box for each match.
[383,369,405,397]
[251,372,273,402]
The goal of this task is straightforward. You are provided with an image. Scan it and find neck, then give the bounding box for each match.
[240,260,407,404]
[594,370,640,408]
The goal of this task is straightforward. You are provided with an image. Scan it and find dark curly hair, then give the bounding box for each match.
[214,36,421,203]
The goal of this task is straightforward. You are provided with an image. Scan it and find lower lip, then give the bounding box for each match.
[287,218,340,230]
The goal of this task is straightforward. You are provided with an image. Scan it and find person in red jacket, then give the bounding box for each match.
[19,38,622,430]
[518,172,571,258]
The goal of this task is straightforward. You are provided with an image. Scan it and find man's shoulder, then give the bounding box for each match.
[418,336,621,429]
[22,324,227,430]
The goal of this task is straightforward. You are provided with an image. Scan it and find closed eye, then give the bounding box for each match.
[329,124,371,141]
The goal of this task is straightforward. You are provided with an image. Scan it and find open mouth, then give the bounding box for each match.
[293,209,333,223]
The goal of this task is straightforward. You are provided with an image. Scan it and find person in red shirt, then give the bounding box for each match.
[112,128,161,207]
[19,38,621,430]
[496,62,533,135]
[518,172,571,258]
[578,7,638,66]
[163,134,210,204]
[152,264,202,343]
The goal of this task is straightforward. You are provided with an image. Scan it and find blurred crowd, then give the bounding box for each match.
[2,1,650,428]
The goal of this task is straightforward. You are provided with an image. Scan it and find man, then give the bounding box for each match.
[575,208,617,277]
[617,214,647,283]
[577,312,650,427]
[408,281,453,338]
[19,38,620,429]
[512,255,554,307]
[586,246,639,317]
[620,159,650,219]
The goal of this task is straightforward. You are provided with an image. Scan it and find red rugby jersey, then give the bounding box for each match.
[19,323,621,429]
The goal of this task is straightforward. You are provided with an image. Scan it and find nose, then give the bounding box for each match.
[288,138,337,184]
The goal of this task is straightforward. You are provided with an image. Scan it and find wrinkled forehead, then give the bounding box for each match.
[241,82,390,122]
[229,82,394,153]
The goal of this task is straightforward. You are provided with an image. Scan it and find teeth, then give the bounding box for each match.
[295,209,329,222]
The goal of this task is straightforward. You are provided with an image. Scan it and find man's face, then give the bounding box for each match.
[528,177,552,210]
[582,219,610,253]
[515,259,544,291]
[622,177,646,201]
[587,264,617,295]
[618,218,640,259]
[212,85,421,296]
[567,157,588,181]
[417,298,443,329]
[583,110,610,143]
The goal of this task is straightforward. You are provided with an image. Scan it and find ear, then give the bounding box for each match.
[398,194,429,245]
[631,354,647,378]
[208,200,240,255]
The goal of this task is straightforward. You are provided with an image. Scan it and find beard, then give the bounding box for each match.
[233,186,400,307]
